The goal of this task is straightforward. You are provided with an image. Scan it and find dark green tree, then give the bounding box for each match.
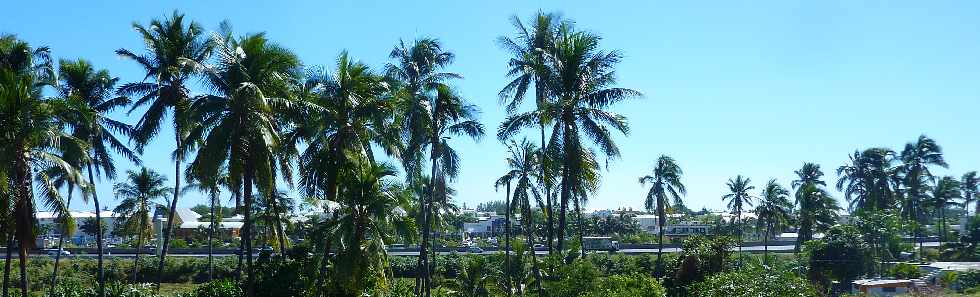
[638,155,685,275]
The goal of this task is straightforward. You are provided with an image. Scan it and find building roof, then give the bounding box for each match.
[37,211,119,220]
[852,279,912,287]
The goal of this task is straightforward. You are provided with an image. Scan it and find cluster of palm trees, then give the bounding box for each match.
[492,11,640,295]
[2,9,641,297]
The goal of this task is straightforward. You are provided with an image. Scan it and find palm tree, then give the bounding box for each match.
[115,11,212,290]
[497,11,561,253]
[930,176,962,253]
[386,38,484,297]
[793,163,839,252]
[722,175,754,260]
[181,28,300,297]
[755,179,791,264]
[0,35,78,297]
[501,23,640,252]
[56,58,139,295]
[183,169,229,282]
[836,148,898,212]
[112,168,170,283]
[638,155,685,275]
[898,135,947,259]
[290,51,395,290]
[329,161,413,295]
[961,172,979,216]
[495,140,544,295]
[43,164,82,296]
[493,173,514,296]
[255,190,293,254]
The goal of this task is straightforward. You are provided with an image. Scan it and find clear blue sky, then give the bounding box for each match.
[5,0,980,213]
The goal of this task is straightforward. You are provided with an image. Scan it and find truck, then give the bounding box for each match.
[582,236,619,252]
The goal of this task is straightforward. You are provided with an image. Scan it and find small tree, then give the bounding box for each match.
[805,225,871,293]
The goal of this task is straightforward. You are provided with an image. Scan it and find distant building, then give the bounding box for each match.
[461,212,519,238]
[167,208,243,238]
[36,211,124,247]
[852,279,912,296]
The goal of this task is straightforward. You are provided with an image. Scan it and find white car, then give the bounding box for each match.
[46,249,70,256]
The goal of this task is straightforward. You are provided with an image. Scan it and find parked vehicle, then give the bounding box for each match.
[582,236,619,252]
[466,246,484,254]
[45,249,70,256]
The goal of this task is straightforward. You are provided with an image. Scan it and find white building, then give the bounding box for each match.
[36,211,124,247]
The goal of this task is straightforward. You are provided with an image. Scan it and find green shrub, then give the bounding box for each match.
[584,273,666,297]
[690,267,819,297]
[887,263,921,279]
[193,279,241,297]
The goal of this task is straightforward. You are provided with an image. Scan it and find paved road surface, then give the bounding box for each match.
[4,241,940,258]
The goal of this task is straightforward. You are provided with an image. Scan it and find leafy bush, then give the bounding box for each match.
[690,267,819,297]
[887,263,921,279]
[193,279,242,297]
[584,273,666,297]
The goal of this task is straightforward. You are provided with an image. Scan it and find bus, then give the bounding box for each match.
[582,236,619,252]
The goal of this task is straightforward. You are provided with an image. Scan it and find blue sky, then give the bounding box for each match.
[4,0,980,213]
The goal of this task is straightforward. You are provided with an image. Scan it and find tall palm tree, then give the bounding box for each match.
[112,168,170,283]
[43,164,82,296]
[930,176,962,253]
[255,190,293,254]
[722,175,754,260]
[0,34,78,297]
[898,135,947,259]
[755,179,791,264]
[501,23,640,252]
[290,52,396,291]
[638,155,685,275]
[495,140,544,295]
[56,58,139,295]
[182,169,229,282]
[493,173,514,296]
[836,148,898,212]
[386,38,484,297]
[961,171,979,216]
[115,11,212,290]
[792,163,839,252]
[497,11,561,253]
[329,161,413,295]
[181,28,300,297]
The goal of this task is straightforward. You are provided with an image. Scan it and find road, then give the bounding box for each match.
[5,241,941,258]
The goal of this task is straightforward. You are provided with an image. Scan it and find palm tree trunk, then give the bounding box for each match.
[575,196,584,259]
[208,193,215,282]
[504,182,511,297]
[539,124,553,254]
[656,216,664,277]
[3,233,13,297]
[318,210,337,297]
[763,221,770,266]
[134,215,145,283]
[523,206,543,297]
[17,245,27,297]
[156,134,182,291]
[85,163,106,297]
[270,197,287,256]
[243,171,256,297]
[939,206,945,255]
[558,162,569,253]
[48,190,72,295]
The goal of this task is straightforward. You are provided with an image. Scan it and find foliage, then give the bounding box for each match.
[804,225,871,291]
[887,263,922,279]
[690,267,818,297]
[192,279,242,297]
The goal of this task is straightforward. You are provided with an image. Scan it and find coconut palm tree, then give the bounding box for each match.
[115,11,212,290]
[793,163,839,252]
[930,176,962,253]
[755,179,791,264]
[497,12,561,252]
[722,175,754,260]
[638,155,685,275]
[495,139,544,295]
[329,161,413,295]
[898,135,947,259]
[255,190,293,254]
[501,23,640,252]
[180,28,300,297]
[182,168,229,282]
[961,172,979,216]
[43,164,82,296]
[0,35,78,297]
[836,148,898,212]
[112,168,170,283]
[56,58,139,294]
[386,38,484,297]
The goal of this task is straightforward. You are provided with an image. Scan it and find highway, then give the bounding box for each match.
[4,242,940,258]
